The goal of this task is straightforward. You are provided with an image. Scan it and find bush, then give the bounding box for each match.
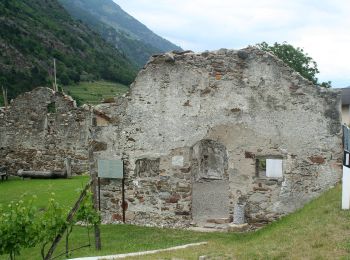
[0,191,100,260]
[37,196,67,259]
[76,191,100,226]
[0,198,39,260]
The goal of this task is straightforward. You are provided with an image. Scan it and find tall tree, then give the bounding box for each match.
[256,42,331,88]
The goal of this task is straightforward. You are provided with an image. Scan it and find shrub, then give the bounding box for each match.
[37,196,67,259]
[0,198,39,260]
[0,191,100,259]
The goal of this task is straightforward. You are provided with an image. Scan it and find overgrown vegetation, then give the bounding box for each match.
[256,42,332,88]
[0,0,137,100]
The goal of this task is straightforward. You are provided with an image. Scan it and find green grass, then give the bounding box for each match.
[63,81,129,105]
[129,184,350,260]
[0,176,89,209]
[1,179,350,259]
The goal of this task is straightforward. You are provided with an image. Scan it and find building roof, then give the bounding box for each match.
[342,87,350,105]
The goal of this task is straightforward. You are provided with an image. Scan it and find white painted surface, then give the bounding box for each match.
[342,166,350,209]
[266,159,283,178]
[172,155,184,167]
[68,242,207,260]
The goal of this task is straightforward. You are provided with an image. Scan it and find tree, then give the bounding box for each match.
[256,42,331,88]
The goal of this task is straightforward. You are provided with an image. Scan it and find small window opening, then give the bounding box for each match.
[256,158,266,177]
[47,102,56,113]
[256,157,283,178]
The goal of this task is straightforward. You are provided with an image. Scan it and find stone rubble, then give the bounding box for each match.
[0,88,91,175]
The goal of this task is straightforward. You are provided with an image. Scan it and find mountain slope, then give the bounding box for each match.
[58,0,182,67]
[0,0,137,100]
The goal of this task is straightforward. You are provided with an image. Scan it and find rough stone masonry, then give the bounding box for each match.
[90,47,342,228]
[0,87,91,174]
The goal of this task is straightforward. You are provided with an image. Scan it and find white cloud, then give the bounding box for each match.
[114,0,350,87]
[292,26,350,85]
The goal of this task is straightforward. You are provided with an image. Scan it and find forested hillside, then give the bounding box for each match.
[59,0,182,67]
[0,0,137,100]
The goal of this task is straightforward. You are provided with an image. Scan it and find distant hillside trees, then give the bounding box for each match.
[58,0,182,67]
[0,0,137,100]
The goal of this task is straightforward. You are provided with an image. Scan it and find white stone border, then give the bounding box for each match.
[69,242,207,260]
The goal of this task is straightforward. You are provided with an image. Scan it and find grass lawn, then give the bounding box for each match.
[0,176,89,209]
[1,178,350,259]
[63,81,129,105]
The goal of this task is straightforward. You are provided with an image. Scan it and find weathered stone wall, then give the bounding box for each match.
[91,47,342,228]
[0,87,91,174]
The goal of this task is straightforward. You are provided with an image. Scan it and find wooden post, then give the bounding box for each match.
[98,177,101,211]
[53,58,57,92]
[2,86,8,108]
[89,112,102,250]
[91,168,101,250]
[94,224,102,250]
[122,161,126,223]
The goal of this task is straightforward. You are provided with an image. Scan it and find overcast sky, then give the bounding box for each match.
[113,0,350,88]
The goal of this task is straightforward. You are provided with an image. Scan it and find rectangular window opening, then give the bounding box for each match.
[256,157,283,178]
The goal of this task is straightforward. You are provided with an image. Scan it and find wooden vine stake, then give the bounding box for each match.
[44,180,93,260]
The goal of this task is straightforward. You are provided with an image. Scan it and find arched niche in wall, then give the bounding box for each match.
[191,139,228,181]
[191,139,230,224]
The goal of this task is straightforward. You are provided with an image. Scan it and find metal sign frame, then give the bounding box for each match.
[98,159,124,179]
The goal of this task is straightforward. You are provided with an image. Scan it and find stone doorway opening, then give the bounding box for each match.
[191,139,230,225]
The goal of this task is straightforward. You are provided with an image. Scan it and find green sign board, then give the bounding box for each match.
[98,159,123,179]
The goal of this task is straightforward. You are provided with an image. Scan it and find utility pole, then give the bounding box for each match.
[53,58,58,92]
[2,86,8,108]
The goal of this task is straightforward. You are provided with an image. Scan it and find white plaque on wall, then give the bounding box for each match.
[266,159,283,178]
[172,156,184,167]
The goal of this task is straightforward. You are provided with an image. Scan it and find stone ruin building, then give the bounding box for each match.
[0,87,91,175]
[0,47,342,229]
[90,47,342,228]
